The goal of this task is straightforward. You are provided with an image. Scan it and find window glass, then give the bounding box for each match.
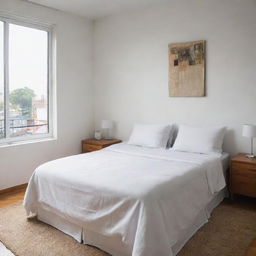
[0,21,4,139]
[9,24,48,137]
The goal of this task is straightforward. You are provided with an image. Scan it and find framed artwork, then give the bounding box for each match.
[168,40,205,97]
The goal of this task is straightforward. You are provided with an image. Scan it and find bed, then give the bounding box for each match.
[24,142,229,256]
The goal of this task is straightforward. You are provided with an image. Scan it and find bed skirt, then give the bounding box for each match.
[36,188,227,256]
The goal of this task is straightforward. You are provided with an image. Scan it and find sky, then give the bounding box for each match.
[0,21,48,100]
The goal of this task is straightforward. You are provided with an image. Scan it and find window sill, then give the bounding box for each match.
[0,136,57,148]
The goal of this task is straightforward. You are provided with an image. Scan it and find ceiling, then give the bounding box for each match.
[26,0,170,20]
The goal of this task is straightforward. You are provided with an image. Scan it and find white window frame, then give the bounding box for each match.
[0,14,56,146]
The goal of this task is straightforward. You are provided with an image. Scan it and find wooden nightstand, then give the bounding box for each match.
[82,139,122,153]
[230,154,256,199]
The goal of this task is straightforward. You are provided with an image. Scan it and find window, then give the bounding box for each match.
[0,21,4,139]
[0,16,53,145]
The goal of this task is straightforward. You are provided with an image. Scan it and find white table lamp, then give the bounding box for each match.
[242,124,256,158]
[101,120,114,139]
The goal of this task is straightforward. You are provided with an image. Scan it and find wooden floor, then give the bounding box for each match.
[0,188,26,208]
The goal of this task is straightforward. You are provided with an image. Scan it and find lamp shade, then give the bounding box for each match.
[101,120,113,129]
[242,124,256,138]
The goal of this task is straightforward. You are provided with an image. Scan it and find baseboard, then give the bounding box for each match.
[0,183,28,195]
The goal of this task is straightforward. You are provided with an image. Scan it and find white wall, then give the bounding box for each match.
[93,0,256,155]
[1,0,256,190]
[0,0,94,189]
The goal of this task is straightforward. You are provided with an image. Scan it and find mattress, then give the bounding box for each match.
[220,152,229,174]
[24,143,229,256]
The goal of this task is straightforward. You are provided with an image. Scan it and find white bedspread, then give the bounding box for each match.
[24,143,226,256]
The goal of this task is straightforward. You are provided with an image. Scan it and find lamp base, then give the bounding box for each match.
[102,128,112,140]
[245,154,256,158]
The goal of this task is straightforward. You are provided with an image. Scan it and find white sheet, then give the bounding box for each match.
[24,143,226,256]
[0,242,15,256]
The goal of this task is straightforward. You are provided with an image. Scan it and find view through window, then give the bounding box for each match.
[0,19,50,142]
[0,21,4,139]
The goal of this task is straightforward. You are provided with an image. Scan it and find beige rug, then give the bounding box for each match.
[0,199,256,256]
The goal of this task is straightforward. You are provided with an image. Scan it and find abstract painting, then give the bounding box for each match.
[168,40,205,97]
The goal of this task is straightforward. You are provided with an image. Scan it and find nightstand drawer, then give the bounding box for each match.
[83,144,102,152]
[232,175,256,198]
[233,175,256,185]
[232,167,256,179]
[232,162,256,173]
[230,154,256,199]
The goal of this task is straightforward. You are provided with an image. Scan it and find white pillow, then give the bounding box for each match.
[128,124,172,148]
[172,125,226,155]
